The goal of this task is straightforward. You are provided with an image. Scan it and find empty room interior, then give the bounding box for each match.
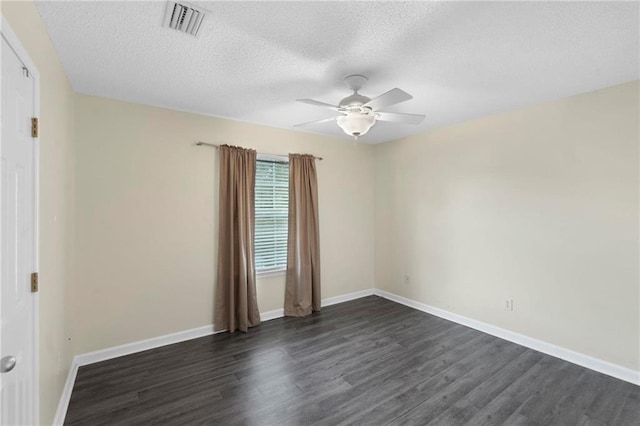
[1,1,639,425]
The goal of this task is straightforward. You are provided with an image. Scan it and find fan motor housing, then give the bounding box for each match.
[339,93,371,109]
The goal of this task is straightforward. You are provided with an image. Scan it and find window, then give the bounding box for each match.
[255,159,289,273]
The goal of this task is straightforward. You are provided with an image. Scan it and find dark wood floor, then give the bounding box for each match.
[64,296,639,425]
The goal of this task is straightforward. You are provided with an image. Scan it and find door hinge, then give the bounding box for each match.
[31,272,39,293]
[22,66,29,78]
[31,117,38,138]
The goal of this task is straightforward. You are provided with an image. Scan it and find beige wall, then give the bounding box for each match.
[2,1,76,424]
[374,81,640,371]
[72,94,375,354]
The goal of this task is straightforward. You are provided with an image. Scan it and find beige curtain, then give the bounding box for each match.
[284,154,321,317]
[214,145,261,332]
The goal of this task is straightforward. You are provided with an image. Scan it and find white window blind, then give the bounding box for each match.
[255,159,289,272]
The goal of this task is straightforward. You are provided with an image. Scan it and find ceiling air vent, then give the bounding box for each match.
[163,1,206,36]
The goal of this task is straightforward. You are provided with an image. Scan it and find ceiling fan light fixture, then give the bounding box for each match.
[295,74,425,139]
[336,111,377,138]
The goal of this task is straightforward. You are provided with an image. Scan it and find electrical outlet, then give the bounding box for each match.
[505,298,513,311]
[404,275,410,285]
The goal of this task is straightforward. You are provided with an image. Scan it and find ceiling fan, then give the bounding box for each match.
[295,74,425,139]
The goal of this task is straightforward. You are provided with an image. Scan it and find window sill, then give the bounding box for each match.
[256,269,286,278]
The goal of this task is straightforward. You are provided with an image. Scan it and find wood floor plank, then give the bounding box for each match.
[613,388,640,426]
[320,334,496,423]
[422,348,543,425]
[63,296,640,425]
[500,362,585,425]
[382,338,525,425]
[461,355,573,426]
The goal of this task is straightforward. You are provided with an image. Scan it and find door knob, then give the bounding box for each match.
[1,356,16,373]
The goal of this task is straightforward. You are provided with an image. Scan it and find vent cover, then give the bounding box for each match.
[163,1,206,36]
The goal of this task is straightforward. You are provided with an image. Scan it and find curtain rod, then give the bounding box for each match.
[195,142,323,161]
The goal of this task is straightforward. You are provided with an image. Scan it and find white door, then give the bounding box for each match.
[0,35,38,425]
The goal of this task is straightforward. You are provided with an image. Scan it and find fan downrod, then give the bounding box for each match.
[344,74,368,93]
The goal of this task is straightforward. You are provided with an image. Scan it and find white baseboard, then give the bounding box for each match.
[53,324,222,425]
[374,289,640,386]
[260,308,284,321]
[323,288,375,306]
[53,286,638,425]
[52,359,79,426]
[259,288,375,322]
[74,325,220,367]
[54,288,375,425]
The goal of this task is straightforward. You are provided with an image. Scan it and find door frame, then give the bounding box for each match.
[1,15,40,423]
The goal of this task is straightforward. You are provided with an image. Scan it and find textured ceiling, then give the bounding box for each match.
[36,1,639,144]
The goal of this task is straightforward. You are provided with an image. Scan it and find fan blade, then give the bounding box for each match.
[376,111,425,125]
[297,99,341,111]
[294,116,338,127]
[363,88,413,110]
